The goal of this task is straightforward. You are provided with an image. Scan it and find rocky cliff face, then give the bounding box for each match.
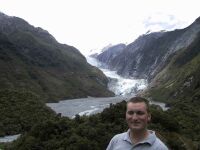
[145,30,200,102]
[96,43,126,67]
[0,12,114,101]
[95,17,200,81]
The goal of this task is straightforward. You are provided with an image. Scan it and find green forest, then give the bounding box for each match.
[0,89,200,149]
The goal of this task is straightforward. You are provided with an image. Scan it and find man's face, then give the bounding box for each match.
[126,102,151,132]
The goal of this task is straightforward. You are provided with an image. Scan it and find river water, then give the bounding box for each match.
[46,96,129,118]
[0,134,20,143]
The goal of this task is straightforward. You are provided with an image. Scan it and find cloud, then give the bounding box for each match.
[142,12,188,32]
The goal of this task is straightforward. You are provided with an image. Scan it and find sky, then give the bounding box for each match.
[0,0,200,55]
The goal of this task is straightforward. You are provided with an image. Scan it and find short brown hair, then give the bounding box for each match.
[127,97,150,113]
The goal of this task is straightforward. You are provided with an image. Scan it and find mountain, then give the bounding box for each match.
[95,17,200,81]
[95,43,126,67]
[143,26,200,103]
[0,12,114,102]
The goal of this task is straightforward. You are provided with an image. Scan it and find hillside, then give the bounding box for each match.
[0,12,114,102]
[0,89,56,136]
[145,32,200,103]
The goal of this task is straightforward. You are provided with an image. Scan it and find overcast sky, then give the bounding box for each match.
[1,0,200,55]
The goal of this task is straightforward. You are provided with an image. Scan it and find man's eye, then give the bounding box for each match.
[127,111,145,115]
[136,111,145,115]
[127,111,134,115]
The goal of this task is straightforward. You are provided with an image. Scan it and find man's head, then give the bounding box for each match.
[126,97,151,132]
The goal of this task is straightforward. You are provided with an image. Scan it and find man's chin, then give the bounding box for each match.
[129,125,144,131]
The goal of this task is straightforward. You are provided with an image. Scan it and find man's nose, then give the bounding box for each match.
[131,113,138,120]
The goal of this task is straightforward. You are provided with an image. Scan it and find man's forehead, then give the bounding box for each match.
[127,102,147,110]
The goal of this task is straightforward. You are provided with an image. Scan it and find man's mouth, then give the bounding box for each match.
[131,122,141,126]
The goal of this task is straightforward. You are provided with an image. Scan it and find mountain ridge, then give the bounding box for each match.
[95,17,200,81]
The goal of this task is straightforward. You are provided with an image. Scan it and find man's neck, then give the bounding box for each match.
[129,129,149,144]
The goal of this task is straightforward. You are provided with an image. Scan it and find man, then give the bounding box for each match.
[106,97,168,150]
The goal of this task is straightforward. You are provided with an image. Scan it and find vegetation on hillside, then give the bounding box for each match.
[3,101,198,150]
[147,34,200,103]
[0,89,56,137]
